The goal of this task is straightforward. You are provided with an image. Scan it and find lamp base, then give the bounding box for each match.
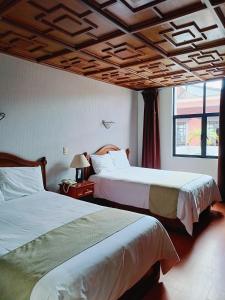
[76,168,84,182]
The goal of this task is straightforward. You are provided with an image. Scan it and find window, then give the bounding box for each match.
[173,79,221,158]
[176,120,187,146]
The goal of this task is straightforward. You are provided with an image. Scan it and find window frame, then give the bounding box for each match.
[173,80,220,159]
[176,119,187,146]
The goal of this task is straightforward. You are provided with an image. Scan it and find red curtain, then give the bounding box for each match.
[218,78,225,201]
[142,88,161,169]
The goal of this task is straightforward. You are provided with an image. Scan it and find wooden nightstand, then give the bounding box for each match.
[59,180,95,200]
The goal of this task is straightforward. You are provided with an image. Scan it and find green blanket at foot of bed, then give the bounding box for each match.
[150,185,179,218]
[0,207,143,300]
[149,171,202,219]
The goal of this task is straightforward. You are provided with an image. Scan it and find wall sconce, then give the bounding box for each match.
[102,120,115,129]
[0,113,5,121]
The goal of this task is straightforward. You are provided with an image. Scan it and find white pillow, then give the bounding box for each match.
[0,166,44,201]
[109,149,130,169]
[0,191,4,203]
[90,153,115,174]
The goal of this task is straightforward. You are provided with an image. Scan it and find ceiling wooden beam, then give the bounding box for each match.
[81,0,203,81]
[84,66,117,76]
[37,49,71,63]
[191,61,225,71]
[0,47,37,63]
[39,30,125,63]
[33,1,207,63]
[120,55,163,68]
[1,16,159,83]
[81,50,162,83]
[203,0,225,35]
[135,32,203,80]
[129,2,207,33]
[2,11,168,84]
[83,63,165,86]
[0,0,22,16]
[1,17,117,66]
[139,79,202,90]
[0,17,121,70]
[118,0,165,13]
[1,0,223,89]
[81,49,119,67]
[168,38,225,57]
[145,70,185,80]
[76,30,124,50]
[1,17,77,51]
[210,0,225,6]
[120,35,225,68]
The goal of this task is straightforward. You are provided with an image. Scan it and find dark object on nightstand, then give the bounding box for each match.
[59,180,94,200]
[70,154,90,183]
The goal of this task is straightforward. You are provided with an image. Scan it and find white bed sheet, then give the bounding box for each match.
[89,167,221,235]
[0,191,179,300]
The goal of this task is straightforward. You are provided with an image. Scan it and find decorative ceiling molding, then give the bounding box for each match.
[0,0,225,89]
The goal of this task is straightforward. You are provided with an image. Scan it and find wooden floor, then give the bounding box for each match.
[143,203,225,300]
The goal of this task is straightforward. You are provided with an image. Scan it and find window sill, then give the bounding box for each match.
[173,154,218,159]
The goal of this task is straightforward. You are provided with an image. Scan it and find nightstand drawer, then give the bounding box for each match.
[59,181,94,200]
[76,187,85,198]
[83,186,94,195]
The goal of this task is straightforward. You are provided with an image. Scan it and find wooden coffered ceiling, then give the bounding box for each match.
[1,0,225,90]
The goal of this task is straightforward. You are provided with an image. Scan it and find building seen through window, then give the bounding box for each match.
[173,80,221,157]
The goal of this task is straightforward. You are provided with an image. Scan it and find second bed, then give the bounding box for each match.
[87,145,221,235]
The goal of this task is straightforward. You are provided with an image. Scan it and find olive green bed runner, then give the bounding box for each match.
[0,208,143,300]
[149,171,203,219]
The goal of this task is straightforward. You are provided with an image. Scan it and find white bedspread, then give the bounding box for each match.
[0,191,179,300]
[90,167,221,235]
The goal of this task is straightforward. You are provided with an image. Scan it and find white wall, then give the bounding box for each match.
[0,54,138,190]
[138,87,218,180]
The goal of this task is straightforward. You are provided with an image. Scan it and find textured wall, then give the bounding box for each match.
[0,54,138,190]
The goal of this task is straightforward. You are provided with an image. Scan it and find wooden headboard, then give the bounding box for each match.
[0,152,47,190]
[84,144,129,179]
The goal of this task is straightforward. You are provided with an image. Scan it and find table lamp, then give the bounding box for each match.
[70,154,90,182]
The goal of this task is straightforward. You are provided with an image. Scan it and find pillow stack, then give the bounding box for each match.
[109,149,130,169]
[91,149,130,174]
[90,153,115,174]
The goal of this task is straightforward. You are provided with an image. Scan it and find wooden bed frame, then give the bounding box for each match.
[84,144,211,233]
[0,151,160,299]
[0,152,47,190]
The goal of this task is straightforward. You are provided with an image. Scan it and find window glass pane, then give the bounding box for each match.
[207,116,219,156]
[174,83,204,115]
[175,118,202,155]
[206,80,222,113]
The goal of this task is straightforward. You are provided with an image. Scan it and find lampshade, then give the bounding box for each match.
[70,154,90,168]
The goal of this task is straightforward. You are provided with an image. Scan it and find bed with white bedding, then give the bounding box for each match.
[0,152,179,300]
[86,145,221,235]
[0,191,179,300]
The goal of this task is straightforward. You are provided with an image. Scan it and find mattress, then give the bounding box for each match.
[0,191,179,300]
[89,166,221,235]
